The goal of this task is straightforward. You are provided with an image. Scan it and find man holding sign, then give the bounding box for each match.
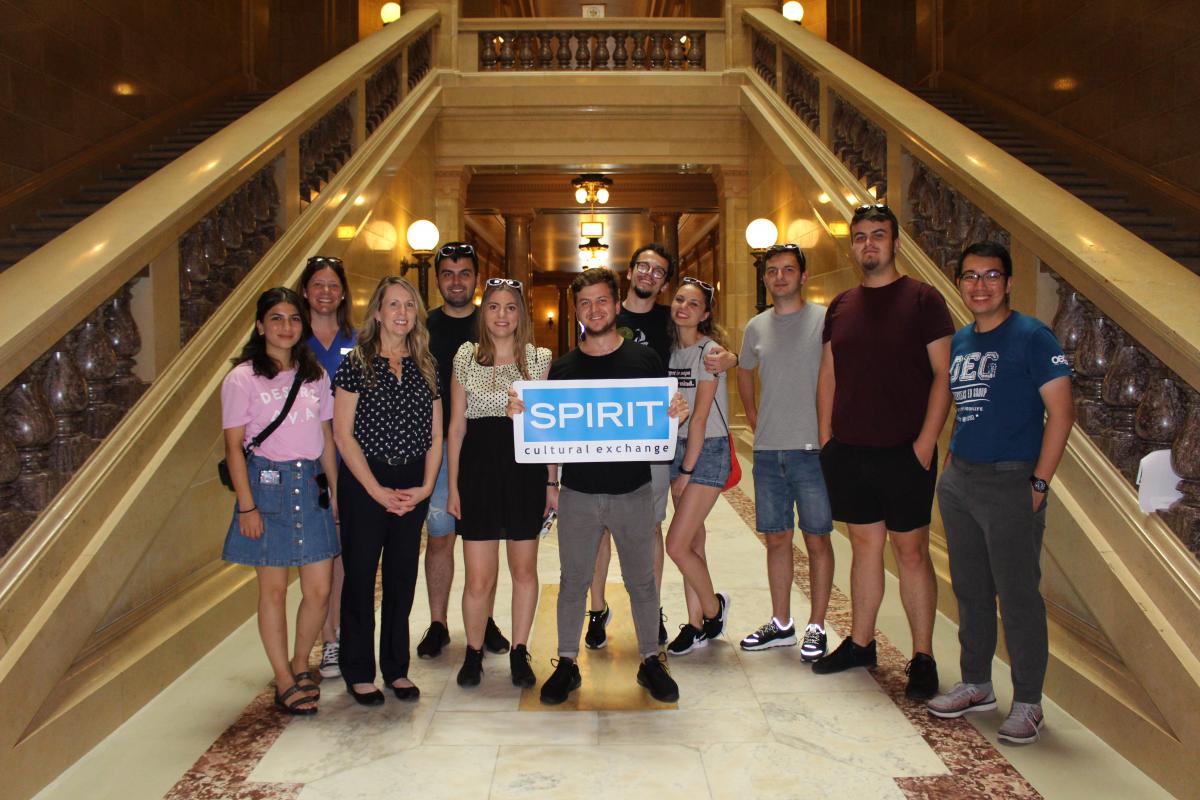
[510,267,688,705]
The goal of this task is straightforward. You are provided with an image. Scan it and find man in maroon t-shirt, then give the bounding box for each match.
[812,204,953,701]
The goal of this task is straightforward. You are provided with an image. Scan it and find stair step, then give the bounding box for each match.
[12,220,74,235]
[1147,239,1200,256]
[1109,212,1175,228]
[2,235,54,249]
[47,202,106,216]
[76,188,122,203]
[145,143,190,154]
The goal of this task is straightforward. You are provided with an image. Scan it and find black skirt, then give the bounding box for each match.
[457,416,545,541]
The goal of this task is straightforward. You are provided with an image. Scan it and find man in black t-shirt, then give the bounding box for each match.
[417,242,509,660]
[513,267,687,706]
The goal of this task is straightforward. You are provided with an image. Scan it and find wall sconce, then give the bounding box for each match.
[781,1,804,23]
[381,2,401,24]
[363,220,398,251]
[399,219,440,301]
[745,217,779,313]
[546,311,556,329]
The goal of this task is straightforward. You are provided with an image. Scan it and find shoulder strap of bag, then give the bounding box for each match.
[698,339,731,435]
[245,371,305,455]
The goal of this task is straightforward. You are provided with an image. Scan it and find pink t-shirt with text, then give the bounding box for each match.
[220,363,334,462]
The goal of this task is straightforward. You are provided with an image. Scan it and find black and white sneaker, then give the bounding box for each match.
[739,619,797,651]
[667,624,708,655]
[584,605,611,649]
[799,623,827,662]
[701,592,731,640]
[637,654,680,702]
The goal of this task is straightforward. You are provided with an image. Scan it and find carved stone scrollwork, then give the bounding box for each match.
[365,55,402,129]
[1051,275,1087,367]
[1168,388,1200,554]
[906,158,1010,278]
[104,282,145,411]
[1100,344,1150,481]
[42,330,92,489]
[75,309,121,442]
[751,28,776,88]
[783,55,819,132]
[0,422,32,557]
[832,94,887,200]
[1135,369,1186,457]
[1072,306,1122,436]
[5,366,55,515]
[406,31,432,88]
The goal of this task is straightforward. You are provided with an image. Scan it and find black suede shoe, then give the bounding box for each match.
[904,653,939,700]
[391,683,420,701]
[484,617,511,654]
[457,646,484,687]
[417,621,450,659]
[812,636,877,674]
[510,644,537,688]
[539,657,581,705]
[637,654,680,703]
[347,684,385,706]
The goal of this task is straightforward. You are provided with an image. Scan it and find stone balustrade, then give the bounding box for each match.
[831,93,887,200]
[751,27,776,88]
[783,54,819,133]
[477,30,705,71]
[906,157,1010,280]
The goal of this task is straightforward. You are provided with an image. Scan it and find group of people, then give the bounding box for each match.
[219,201,1073,745]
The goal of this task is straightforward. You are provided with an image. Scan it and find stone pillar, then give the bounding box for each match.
[649,211,682,262]
[557,284,570,356]
[435,167,469,246]
[503,212,534,289]
[714,165,752,427]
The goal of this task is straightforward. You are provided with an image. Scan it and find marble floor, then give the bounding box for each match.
[35,461,1173,800]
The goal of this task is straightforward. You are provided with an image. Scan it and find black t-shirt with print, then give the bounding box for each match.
[616,303,671,376]
[548,339,664,495]
[428,306,478,435]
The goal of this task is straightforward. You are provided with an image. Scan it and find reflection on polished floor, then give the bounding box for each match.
[34,457,1172,800]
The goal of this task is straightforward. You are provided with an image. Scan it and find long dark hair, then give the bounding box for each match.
[231,287,324,383]
[669,279,728,351]
[296,255,354,336]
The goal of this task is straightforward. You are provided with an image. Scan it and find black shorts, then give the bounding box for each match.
[818,438,937,532]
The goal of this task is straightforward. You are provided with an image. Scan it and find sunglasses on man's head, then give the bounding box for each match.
[486,277,524,290]
[852,202,892,217]
[438,243,476,259]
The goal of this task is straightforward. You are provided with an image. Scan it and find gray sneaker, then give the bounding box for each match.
[998,701,1044,745]
[926,682,996,718]
[318,641,341,678]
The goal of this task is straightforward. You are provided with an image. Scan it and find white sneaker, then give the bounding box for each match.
[318,641,341,678]
[926,682,997,719]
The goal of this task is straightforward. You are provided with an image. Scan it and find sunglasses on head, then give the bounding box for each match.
[438,243,476,259]
[681,276,715,298]
[307,255,343,267]
[852,202,892,217]
[763,243,802,257]
[486,277,524,290]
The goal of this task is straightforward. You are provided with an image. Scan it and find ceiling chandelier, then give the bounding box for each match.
[572,173,612,206]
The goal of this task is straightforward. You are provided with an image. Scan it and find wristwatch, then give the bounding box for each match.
[546,481,560,488]
[1030,475,1049,493]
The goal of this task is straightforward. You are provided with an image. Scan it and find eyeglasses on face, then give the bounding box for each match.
[486,277,524,290]
[633,261,669,280]
[681,276,715,297]
[438,243,476,259]
[958,269,1007,285]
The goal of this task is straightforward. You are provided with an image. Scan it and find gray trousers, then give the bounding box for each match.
[937,457,1048,704]
[556,484,659,659]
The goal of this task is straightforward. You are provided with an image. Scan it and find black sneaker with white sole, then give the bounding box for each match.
[701,592,731,640]
[637,654,680,702]
[739,619,797,651]
[667,624,707,655]
[584,605,611,649]
[799,623,827,662]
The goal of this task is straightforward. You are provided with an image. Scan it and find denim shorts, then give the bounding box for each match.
[222,455,339,567]
[425,442,455,537]
[752,449,833,534]
[670,436,731,489]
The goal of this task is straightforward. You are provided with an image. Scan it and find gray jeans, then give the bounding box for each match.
[937,457,1048,704]
[556,484,659,658]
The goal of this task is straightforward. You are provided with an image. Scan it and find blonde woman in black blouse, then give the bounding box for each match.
[447,278,554,689]
[332,276,442,705]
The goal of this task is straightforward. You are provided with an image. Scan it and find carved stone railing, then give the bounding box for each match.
[476,30,705,71]
[906,157,1010,280]
[783,54,819,132]
[831,92,886,199]
[0,11,440,560]
[751,27,776,88]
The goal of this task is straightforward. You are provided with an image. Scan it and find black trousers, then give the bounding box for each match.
[337,457,428,686]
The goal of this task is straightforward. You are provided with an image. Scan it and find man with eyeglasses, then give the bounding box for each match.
[418,242,510,660]
[813,203,953,701]
[584,244,737,650]
[926,241,1073,745]
[735,243,836,661]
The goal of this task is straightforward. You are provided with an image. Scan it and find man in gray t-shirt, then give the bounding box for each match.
[734,243,835,659]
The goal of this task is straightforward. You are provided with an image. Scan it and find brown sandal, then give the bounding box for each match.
[275,683,318,715]
[294,671,321,699]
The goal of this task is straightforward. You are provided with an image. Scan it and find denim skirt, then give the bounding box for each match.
[222,454,339,567]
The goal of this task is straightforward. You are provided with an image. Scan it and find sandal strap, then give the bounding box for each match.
[277,683,316,707]
[294,671,320,685]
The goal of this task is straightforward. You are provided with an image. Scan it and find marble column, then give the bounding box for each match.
[503,212,534,289]
[714,165,752,426]
[650,211,681,261]
[557,284,570,356]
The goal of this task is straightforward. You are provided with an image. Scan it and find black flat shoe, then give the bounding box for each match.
[391,683,420,701]
[346,685,385,706]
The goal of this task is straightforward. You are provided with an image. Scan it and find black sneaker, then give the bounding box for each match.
[510,644,537,688]
[457,646,484,687]
[637,654,680,702]
[484,617,510,654]
[904,653,939,700]
[800,623,827,662]
[739,619,797,651]
[667,624,708,655]
[417,621,450,658]
[659,607,668,645]
[812,636,877,674]
[539,657,581,705]
[584,605,611,649]
[701,592,731,640]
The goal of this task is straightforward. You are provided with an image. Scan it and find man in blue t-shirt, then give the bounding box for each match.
[925,241,1074,747]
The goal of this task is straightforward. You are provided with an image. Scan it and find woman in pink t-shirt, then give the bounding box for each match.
[221,287,340,715]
